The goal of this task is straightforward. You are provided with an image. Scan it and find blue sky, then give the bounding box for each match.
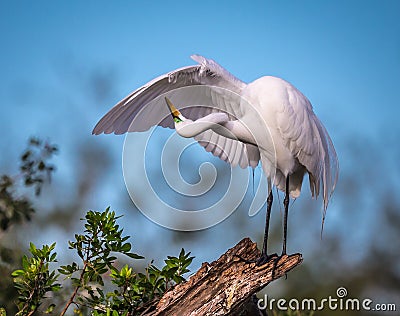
[1,1,399,144]
[1,1,400,293]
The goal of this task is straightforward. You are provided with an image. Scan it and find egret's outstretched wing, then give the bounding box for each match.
[92,55,245,135]
[93,55,259,169]
[277,85,339,212]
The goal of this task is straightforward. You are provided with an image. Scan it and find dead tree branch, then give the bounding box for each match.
[144,237,303,315]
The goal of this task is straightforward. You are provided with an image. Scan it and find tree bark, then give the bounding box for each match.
[144,238,302,316]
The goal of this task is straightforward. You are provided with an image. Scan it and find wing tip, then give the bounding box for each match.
[92,126,101,135]
[190,54,210,67]
[92,128,121,136]
[190,54,203,64]
[92,123,105,135]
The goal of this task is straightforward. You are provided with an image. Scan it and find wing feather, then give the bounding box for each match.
[93,55,259,169]
[192,129,260,170]
[277,86,339,211]
[93,56,245,135]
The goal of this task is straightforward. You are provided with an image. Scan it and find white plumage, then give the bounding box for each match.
[93,55,339,259]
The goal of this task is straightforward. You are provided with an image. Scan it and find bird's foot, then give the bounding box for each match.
[235,252,278,266]
[255,253,278,266]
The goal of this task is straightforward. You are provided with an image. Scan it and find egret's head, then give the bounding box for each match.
[165,97,185,123]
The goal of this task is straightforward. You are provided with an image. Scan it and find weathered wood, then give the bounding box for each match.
[144,238,302,316]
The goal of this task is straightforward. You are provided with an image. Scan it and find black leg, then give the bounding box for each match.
[282,176,290,256]
[253,189,277,266]
[234,189,277,266]
[262,190,273,256]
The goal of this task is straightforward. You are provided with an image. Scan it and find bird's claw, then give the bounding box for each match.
[255,253,278,266]
[234,253,278,266]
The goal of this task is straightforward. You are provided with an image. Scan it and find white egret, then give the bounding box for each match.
[93,55,339,264]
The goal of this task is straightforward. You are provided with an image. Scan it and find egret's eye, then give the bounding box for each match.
[174,116,182,123]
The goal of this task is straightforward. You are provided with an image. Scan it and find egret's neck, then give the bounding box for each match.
[175,113,256,145]
[220,120,256,145]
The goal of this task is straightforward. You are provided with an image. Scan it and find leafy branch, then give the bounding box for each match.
[8,207,194,316]
[0,140,194,316]
[12,243,60,316]
[58,208,144,315]
[19,137,58,196]
[102,249,193,315]
[0,137,57,232]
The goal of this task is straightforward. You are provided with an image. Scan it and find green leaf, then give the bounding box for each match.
[126,253,144,259]
[120,243,131,252]
[11,269,24,277]
[29,242,37,255]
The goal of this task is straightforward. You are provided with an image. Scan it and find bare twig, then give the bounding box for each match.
[59,262,87,316]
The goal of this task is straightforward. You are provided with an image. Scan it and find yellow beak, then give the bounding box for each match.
[165,97,181,119]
